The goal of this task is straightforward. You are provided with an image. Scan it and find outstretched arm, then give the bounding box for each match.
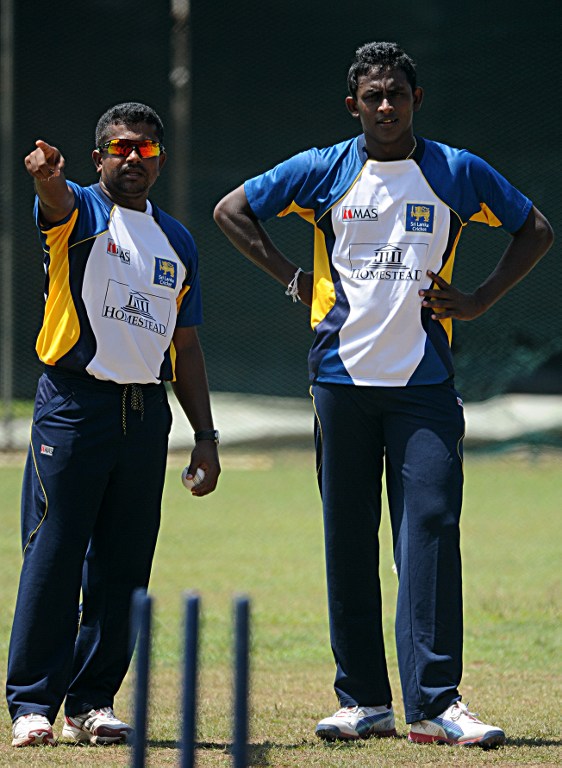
[213,184,313,307]
[171,326,220,497]
[420,206,554,320]
[24,139,74,224]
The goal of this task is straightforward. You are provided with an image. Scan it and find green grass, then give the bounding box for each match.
[0,449,560,767]
[0,400,33,420]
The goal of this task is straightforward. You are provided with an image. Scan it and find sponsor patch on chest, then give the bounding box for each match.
[154,257,177,288]
[405,203,435,233]
[340,205,379,222]
[107,238,131,264]
[102,279,171,336]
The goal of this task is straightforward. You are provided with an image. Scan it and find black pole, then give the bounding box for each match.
[181,591,200,768]
[232,595,250,768]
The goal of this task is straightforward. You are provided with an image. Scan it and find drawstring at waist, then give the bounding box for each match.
[121,384,145,435]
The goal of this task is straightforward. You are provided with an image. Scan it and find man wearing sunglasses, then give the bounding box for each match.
[7,102,220,747]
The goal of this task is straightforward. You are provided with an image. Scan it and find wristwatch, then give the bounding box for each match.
[194,429,220,445]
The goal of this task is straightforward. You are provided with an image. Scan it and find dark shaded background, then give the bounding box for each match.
[6,0,560,400]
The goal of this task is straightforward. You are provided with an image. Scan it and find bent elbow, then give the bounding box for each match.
[213,198,227,227]
[213,185,250,230]
[533,207,555,251]
[542,219,555,251]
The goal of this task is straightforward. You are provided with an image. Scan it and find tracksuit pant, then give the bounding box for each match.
[312,381,465,723]
[6,367,172,724]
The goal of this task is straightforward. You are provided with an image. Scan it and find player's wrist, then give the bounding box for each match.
[285,268,302,303]
[194,429,220,445]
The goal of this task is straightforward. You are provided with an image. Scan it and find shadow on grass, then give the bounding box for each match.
[146,735,562,746]
[505,737,561,747]
[138,735,561,765]
[144,739,311,765]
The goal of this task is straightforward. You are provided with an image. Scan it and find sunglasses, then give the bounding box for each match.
[97,139,165,158]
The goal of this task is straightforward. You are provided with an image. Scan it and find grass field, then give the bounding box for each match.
[0,448,560,767]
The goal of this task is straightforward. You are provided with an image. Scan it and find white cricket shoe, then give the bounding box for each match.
[316,704,396,740]
[61,706,133,745]
[408,701,505,748]
[12,713,56,747]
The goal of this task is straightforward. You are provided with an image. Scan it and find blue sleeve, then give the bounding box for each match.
[420,141,532,233]
[244,138,363,222]
[244,150,320,220]
[34,181,110,240]
[463,152,532,233]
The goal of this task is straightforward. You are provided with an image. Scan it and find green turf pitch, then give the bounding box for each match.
[0,449,560,766]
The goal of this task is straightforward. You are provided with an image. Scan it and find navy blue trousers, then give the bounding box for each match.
[312,381,465,723]
[6,368,172,723]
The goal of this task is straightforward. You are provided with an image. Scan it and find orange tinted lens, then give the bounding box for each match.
[105,140,161,157]
[135,141,161,158]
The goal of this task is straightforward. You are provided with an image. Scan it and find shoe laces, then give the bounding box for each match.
[335,706,360,717]
[16,713,48,726]
[82,706,118,728]
[14,714,51,735]
[450,702,482,723]
[93,706,117,719]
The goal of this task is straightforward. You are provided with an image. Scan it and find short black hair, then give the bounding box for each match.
[95,102,164,146]
[347,42,417,98]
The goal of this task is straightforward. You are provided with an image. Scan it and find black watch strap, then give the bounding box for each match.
[194,429,220,445]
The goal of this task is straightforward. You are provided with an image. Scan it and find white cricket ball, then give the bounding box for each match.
[181,466,205,490]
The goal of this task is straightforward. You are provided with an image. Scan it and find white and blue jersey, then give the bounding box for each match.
[35,182,202,384]
[245,135,532,386]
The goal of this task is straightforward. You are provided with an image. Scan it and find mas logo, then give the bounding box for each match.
[405,203,435,233]
[107,238,131,264]
[154,257,177,288]
[341,205,378,222]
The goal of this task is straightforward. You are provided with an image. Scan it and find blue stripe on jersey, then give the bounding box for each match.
[153,206,202,326]
[408,308,454,384]
[308,210,352,382]
[407,207,463,384]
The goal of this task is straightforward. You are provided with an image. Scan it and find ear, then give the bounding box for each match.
[92,149,102,173]
[345,96,359,118]
[158,152,167,173]
[413,86,424,112]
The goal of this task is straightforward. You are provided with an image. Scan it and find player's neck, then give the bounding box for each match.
[99,180,149,212]
[364,135,417,162]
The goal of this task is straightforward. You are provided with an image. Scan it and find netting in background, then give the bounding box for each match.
[0,0,560,709]
[189,0,562,403]
[1,0,560,424]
